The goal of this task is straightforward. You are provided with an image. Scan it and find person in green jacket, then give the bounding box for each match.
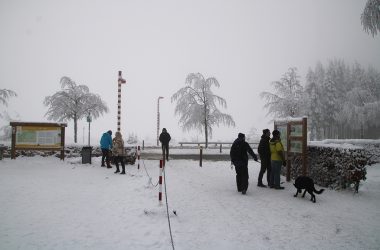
[269,130,286,189]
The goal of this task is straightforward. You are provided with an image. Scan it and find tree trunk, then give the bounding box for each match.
[204,125,208,148]
[74,114,78,143]
[204,105,208,148]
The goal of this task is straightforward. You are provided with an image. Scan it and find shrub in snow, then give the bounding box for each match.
[285,146,370,191]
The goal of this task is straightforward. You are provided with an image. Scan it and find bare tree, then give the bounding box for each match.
[361,0,380,36]
[44,76,108,143]
[171,73,235,148]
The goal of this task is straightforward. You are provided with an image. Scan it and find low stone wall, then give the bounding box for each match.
[0,145,137,164]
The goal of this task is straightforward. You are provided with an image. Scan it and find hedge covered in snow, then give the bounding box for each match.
[285,140,380,191]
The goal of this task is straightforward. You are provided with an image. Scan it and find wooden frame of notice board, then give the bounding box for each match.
[274,117,307,181]
[10,122,67,160]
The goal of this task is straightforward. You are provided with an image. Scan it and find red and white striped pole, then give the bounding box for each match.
[137,146,141,169]
[117,71,126,132]
[158,159,163,205]
[157,96,164,146]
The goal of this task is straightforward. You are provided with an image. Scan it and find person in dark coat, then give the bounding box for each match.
[230,133,258,195]
[159,128,171,161]
[257,129,272,187]
[100,130,112,168]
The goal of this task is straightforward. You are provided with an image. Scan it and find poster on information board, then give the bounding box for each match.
[15,126,61,149]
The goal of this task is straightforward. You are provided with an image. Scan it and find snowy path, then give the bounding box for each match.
[0,157,379,250]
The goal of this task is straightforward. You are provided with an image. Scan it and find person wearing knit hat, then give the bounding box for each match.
[269,129,286,189]
[257,129,272,188]
[230,132,258,195]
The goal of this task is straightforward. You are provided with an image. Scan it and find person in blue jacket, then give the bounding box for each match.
[100,130,113,168]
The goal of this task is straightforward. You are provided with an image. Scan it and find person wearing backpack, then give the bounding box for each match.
[230,133,258,195]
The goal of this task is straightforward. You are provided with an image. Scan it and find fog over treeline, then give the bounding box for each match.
[262,59,380,140]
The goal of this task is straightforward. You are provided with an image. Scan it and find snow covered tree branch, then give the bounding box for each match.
[260,67,304,118]
[171,73,235,148]
[361,0,380,36]
[0,89,17,107]
[44,77,109,143]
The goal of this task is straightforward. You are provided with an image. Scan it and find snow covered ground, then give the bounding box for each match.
[1,156,379,250]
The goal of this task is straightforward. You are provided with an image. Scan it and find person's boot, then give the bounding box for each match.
[106,160,112,168]
[114,166,120,174]
[101,159,105,167]
[120,165,125,174]
[258,183,267,188]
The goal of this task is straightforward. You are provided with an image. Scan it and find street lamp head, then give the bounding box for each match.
[159,96,164,99]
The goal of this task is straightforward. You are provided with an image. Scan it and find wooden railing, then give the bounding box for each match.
[178,142,258,148]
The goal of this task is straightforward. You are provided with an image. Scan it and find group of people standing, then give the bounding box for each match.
[100,130,126,174]
[99,128,172,174]
[99,126,284,191]
[230,128,286,195]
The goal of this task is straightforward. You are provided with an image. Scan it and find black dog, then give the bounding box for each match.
[294,176,325,203]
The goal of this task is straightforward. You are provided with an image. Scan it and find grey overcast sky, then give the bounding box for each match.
[1,0,379,144]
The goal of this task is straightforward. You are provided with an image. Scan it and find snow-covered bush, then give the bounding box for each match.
[285,146,371,191]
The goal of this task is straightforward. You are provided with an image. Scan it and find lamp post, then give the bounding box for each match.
[87,114,92,146]
[157,96,164,146]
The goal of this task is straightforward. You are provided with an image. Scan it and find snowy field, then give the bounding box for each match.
[1,156,379,250]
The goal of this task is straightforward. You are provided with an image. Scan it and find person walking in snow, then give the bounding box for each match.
[257,129,272,188]
[269,129,286,189]
[100,130,113,168]
[230,133,258,195]
[112,131,126,174]
[159,128,171,162]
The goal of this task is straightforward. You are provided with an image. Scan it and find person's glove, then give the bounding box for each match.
[253,155,258,162]
[282,161,287,167]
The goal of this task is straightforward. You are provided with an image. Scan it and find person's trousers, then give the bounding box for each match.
[258,158,271,185]
[114,156,125,172]
[270,160,282,188]
[162,144,169,160]
[234,161,249,192]
[101,149,111,166]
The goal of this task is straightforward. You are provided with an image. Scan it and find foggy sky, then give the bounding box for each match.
[1,0,379,144]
